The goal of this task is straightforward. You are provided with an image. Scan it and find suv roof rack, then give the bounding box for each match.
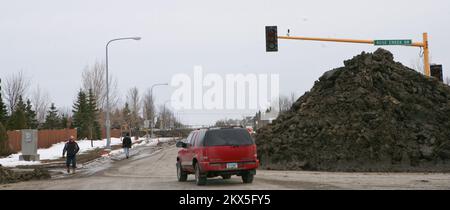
[208,125,244,130]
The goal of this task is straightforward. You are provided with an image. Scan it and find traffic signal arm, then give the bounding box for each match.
[278,36,425,47]
[278,36,374,45]
[277,33,430,77]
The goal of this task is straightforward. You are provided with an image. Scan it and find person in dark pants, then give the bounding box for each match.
[62,136,80,173]
[122,133,132,159]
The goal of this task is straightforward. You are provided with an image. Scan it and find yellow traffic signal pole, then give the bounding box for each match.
[422,33,431,77]
[277,33,431,76]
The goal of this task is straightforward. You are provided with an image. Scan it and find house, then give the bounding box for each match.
[254,108,279,130]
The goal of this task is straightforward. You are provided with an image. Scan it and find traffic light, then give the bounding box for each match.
[265,26,278,52]
[430,64,443,82]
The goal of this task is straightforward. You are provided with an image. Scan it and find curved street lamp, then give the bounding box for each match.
[105,37,141,149]
[149,83,168,138]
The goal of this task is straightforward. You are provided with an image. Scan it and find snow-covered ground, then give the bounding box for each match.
[0,137,177,167]
[109,137,176,156]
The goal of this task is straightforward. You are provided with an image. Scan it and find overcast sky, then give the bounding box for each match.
[1,0,449,125]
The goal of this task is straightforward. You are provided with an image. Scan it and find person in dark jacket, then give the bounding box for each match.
[62,136,80,173]
[122,133,132,159]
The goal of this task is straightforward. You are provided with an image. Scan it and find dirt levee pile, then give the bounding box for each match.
[0,166,51,184]
[256,49,450,172]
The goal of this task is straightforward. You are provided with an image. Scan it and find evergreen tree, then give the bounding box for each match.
[60,113,69,129]
[44,103,61,129]
[0,122,10,156]
[8,96,27,130]
[87,89,101,140]
[72,89,89,138]
[25,99,38,129]
[0,91,8,125]
[16,96,27,112]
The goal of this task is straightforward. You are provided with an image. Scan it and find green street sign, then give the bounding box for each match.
[374,40,412,46]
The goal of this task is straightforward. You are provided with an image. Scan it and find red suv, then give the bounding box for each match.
[176,127,259,185]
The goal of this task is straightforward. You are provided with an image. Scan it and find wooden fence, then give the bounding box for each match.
[101,128,122,139]
[7,129,77,153]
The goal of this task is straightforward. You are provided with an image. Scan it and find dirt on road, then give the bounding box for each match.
[0,167,50,184]
[1,141,449,190]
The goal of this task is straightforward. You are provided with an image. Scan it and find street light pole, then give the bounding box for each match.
[162,100,173,131]
[149,83,168,138]
[105,37,141,149]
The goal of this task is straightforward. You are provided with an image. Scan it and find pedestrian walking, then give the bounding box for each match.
[122,133,132,159]
[62,136,80,173]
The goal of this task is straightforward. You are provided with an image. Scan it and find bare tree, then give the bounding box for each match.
[290,92,297,104]
[410,55,434,75]
[142,89,156,122]
[159,105,182,130]
[410,58,424,73]
[278,96,289,112]
[31,85,51,124]
[81,62,120,110]
[110,107,123,129]
[3,71,30,112]
[59,106,72,118]
[158,104,178,130]
[127,87,141,129]
[278,93,297,113]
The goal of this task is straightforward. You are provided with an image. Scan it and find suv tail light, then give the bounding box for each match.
[202,149,208,161]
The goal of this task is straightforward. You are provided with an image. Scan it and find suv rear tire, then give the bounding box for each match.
[177,162,188,182]
[242,173,254,183]
[195,163,207,186]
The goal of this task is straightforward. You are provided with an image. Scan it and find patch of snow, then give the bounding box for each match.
[0,138,121,167]
[0,137,177,167]
[108,137,175,156]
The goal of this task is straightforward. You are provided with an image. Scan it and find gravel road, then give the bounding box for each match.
[2,142,449,190]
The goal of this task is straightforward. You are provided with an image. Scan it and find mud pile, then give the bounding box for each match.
[256,48,450,172]
[0,166,51,184]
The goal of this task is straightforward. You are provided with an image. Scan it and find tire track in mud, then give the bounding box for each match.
[101,146,176,179]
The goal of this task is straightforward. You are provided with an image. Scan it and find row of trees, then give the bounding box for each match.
[109,90,182,132]
[0,71,69,130]
[0,72,67,156]
[77,63,184,138]
[61,62,182,135]
[1,62,188,156]
[0,90,68,131]
[79,62,183,135]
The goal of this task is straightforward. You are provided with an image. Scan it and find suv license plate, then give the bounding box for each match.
[226,163,238,169]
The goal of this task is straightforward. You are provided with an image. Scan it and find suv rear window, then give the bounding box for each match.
[204,129,253,146]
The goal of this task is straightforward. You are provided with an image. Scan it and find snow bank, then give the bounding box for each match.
[0,137,177,167]
[109,137,176,156]
[0,138,122,167]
